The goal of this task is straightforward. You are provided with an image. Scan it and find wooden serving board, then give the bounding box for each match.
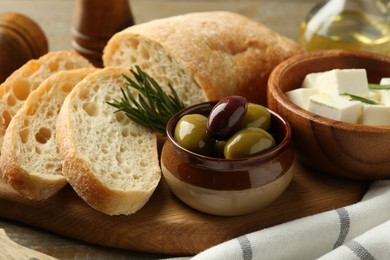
[0,161,369,256]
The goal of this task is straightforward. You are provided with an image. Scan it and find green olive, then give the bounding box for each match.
[224,127,275,159]
[174,114,213,156]
[241,103,271,131]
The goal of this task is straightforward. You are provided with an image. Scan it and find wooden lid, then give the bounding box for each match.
[0,12,48,82]
[0,12,48,58]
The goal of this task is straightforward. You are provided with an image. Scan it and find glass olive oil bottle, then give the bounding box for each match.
[299,0,390,55]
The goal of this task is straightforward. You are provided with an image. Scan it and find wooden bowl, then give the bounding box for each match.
[160,101,294,216]
[267,49,390,180]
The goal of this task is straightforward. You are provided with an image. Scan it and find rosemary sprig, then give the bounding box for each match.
[368,83,390,90]
[107,66,185,134]
[340,93,379,105]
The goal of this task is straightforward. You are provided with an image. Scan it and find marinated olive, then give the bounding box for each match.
[241,103,271,131]
[224,127,276,159]
[207,96,248,140]
[174,114,213,156]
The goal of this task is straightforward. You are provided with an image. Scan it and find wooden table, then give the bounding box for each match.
[0,1,344,259]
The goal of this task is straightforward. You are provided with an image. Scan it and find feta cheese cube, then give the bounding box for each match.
[374,90,390,105]
[308,93,363,123]
[361,104,390,126]
[368,90,381,102]
[301,72,323,89]
[380,78,390,85]
[285,88,318,109]
[316,69,369,98]
[375,78,390,105]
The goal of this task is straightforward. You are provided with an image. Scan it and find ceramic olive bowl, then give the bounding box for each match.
[267,49,390,180]
[160,101,294,216]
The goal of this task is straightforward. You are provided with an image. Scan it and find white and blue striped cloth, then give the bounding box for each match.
[169,180,390,260]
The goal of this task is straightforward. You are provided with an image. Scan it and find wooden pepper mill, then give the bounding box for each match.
[0,12,48,83]
[71,0,135,67]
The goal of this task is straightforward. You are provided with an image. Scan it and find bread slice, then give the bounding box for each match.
[103,11,304,106]
[0,68,97,200]
[56,67,161,215]
[0,51,93,150]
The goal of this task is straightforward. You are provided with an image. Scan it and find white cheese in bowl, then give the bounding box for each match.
[316,69,369,98]
[308,93,362,123]
[286,69,390,126]
[377,78,390,105]
[380,78,390,84]
[301,72,322,89]
[285,88,318,109]
[361,104,390,125]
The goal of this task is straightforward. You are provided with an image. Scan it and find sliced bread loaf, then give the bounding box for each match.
[56,67,161,215]
[0,68,97,200]
[0,51,93,149]
[103,11,304,106]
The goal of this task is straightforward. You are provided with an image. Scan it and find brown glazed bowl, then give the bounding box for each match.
[267,49,390,180]
[160,101,294,216]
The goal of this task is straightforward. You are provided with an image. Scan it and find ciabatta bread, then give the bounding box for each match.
[56,67,161,215]
[0,68,96,200]
[103,11,304,105]
[0,51,93,149]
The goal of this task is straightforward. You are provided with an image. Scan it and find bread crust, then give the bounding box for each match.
[60,155,156,215]
[103,11,304,105]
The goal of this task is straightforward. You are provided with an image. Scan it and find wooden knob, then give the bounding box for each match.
[0,12,48,83]
[71,0,135,67]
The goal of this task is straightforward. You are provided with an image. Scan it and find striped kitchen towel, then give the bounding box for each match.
[168,180,390,260]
